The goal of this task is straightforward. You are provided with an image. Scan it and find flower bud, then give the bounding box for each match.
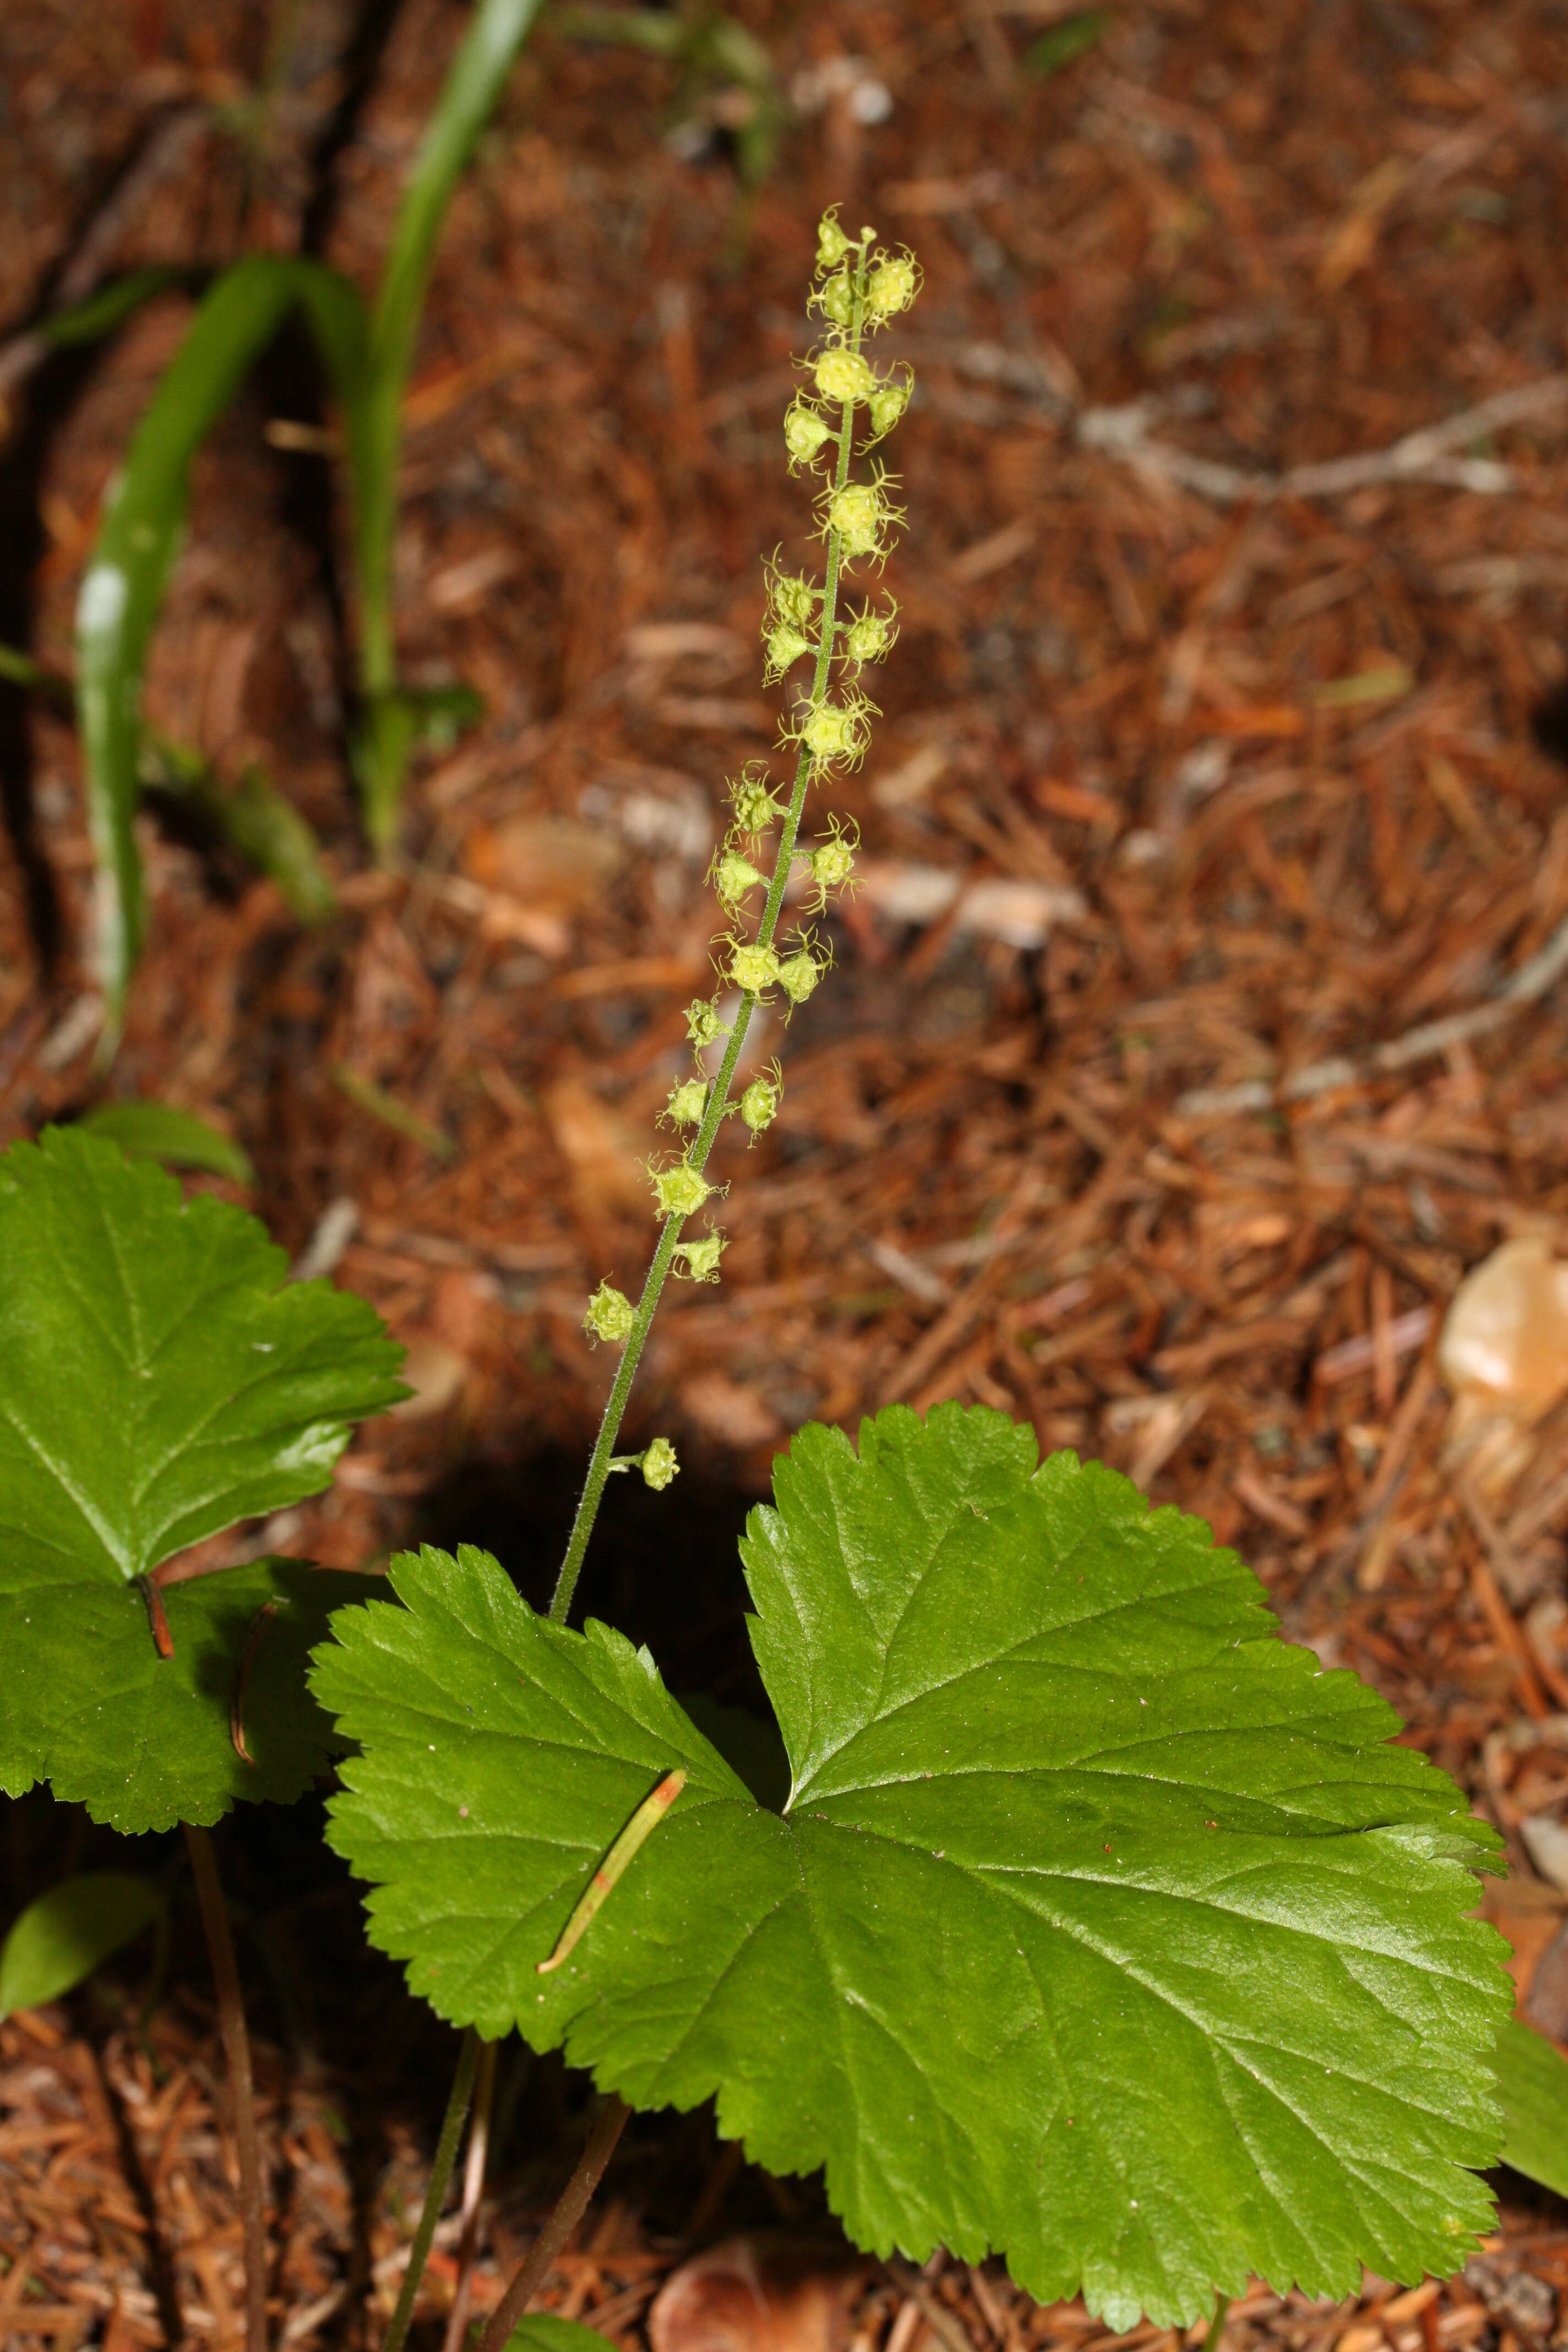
[867,252,921,318]
[731,771,782,835]
[819,272,855,326]
[687,997,728,1048]
[812,834,855,895]
[716,848,766,904]
[739,1073,780,1134]
[816,209,852,271]
[584,1281,636,1346]
[814,347,876,406]
[868,377,911,438]
[765,621,812,678]
[676,1232,726,1282]
[777,949,823,1005]
[784,399,831,465]
[729,940,780,996]
[651,1159,711,1218]
[843,605,896,667]
[641,1436,679,1491]
[665,1077,708,1128]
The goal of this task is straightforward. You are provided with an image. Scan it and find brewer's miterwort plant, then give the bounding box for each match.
[3,215,1565,2352]
[310,225,1513,2338]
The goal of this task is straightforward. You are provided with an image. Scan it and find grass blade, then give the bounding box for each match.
[353,0,545,851]
[74,255,367,1041]
[79,1101,255,1186]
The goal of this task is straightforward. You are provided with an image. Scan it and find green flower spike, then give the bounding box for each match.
[715,848,767,906]
[808,823,857,908]
[814,347,877,408]
[778,945,825,1006]
[799,692,875,771]
[731,769,783,836]
[584,1281,636,1346]
[769,569,818,630]
[867,369,913,441]
[765,622,813,680]
[815,206,853,272]
[842,602,897,670]
[687,998,729,1050]
[784,399,832,469]
[739,1068,781,1137]
[867,251,922,319]
[826,472,903,568]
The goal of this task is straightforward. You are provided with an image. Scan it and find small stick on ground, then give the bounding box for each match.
[182,1822,268,2352]
[476,2096,631,2352]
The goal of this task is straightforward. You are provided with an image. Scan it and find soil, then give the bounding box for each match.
[3,0,1568,2346]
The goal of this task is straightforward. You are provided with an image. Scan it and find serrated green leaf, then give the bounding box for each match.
[1495,2017,1568,2198]
[1,1558,383,1832]
[0,1125,403,1828]
[0,1872,164,2019]
[313,1404,1509,2330]
[0,1126,403,1588]
[79,1101,255,1187]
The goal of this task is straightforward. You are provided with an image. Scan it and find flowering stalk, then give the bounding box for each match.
[550,213,919,1626]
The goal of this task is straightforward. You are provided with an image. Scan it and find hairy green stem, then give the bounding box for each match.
[1204,2297,1231,2352]
[475,2095,631,2352]
[381,2027,482,2352]
[549,252,870,1626]
[183,1823,268,2352]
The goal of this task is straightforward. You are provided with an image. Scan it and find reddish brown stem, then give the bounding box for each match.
[184,1822,268,2352]
[441,2038,499,2352]
[142,1574,174,1658]
[475,2096,630,2352]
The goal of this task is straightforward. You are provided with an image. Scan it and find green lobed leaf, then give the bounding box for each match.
[79,1100,255,1187]
[1,1558,383,1832]
[0,1872,164,2019]
[0,1126,402,1586]
[1495,2018,1568,2199]
[0,1125,403,1829]
[314,1403,1510,2330]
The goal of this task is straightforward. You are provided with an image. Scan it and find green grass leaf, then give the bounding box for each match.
[314,1403,1509,2329]
[503,2322,614,2352]
[1,1558,384,1831]
[0,1126,403,1828]
[0,1872,164,2019]
[79,1101,255,1186]
[1024,10,1110,75]
[1495,2017,1568,2199]
[353,0,543,847]
[74,255,369,1038]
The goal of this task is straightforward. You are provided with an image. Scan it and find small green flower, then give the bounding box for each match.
[729,940,781,996]
[640,1436,679,1491]
[867,370,913,440]
[867,251,921,319]
[739,1071,780,1134]
[675,1232,726,1282]
[664,1078,708,1128]
[650,1160,711,1218]
[715,848,767,905]
[584,1281,636,1346]
[811,832,856,898]
[784,399,832,466]
[687,998,728,1049]
[827,475,902,565]
[842,602,897,669]
[731,770,783,835]
[771,570,818,629]
[765,621,812,679]
[778,948,824,1005]
[818,271,856,327]
[799,693,873,769]
[816,208,853,271]
[814,347,876,407]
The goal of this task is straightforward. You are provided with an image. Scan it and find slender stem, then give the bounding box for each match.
[475,2096,630,2352]
[1204,2296,1231,2352]
[440,2037,500,2352]
[382,2027,483,2352]
[550,252,872,1626]
[183,1823,268,2352]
